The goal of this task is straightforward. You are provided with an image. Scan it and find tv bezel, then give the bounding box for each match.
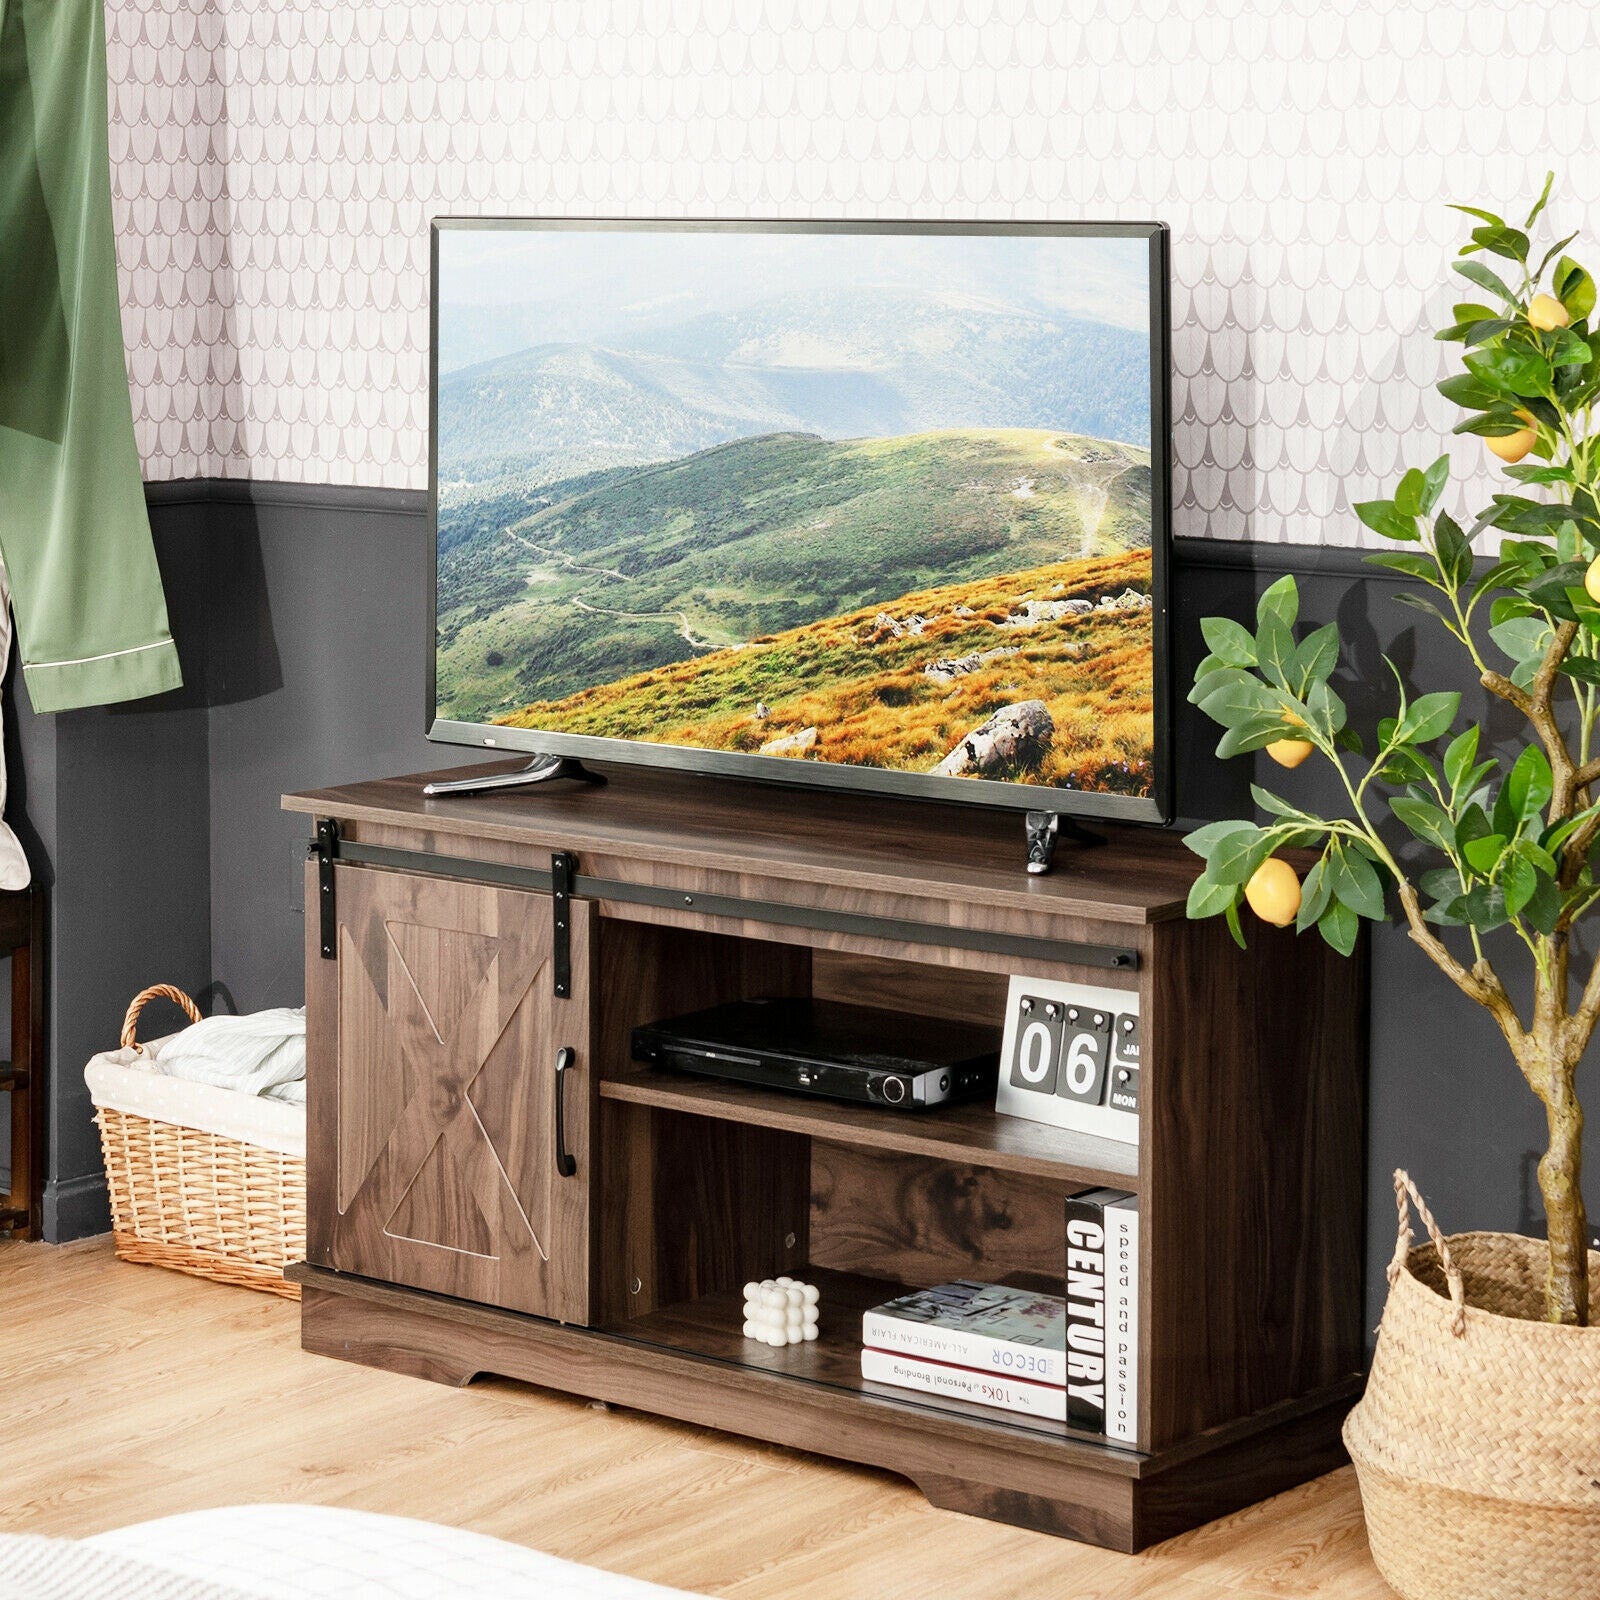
[426,217,1174,825]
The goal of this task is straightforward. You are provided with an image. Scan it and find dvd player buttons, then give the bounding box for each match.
[880,1075,908,1104]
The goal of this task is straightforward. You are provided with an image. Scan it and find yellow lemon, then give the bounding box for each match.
[1586,554,1600,605]
[1245,857,1301,927]
[1528,293,1571,332]
[1487,411,1537,464]
[1265,738,1315,769]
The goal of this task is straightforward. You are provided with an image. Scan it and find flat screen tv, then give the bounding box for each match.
[428,219,1172,823]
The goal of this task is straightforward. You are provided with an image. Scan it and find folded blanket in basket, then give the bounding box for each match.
[156,1008,307,1104]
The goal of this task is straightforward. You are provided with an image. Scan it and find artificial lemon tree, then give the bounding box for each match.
[1186,179,1599,1326]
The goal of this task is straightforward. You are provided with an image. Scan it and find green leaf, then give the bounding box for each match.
[1187,874,1240,920]
[1184,819,1257,859]
[1390,796,1455,851]
[1290,622,1340,689]
[1376,747,1436,786]
[1195,674,1284,728]
[1433,511,1475,589]
[1501,744,1553,828]
[1453,408,1533,438]
[1296,854,1333,932]
[1464,344,1554,395]
[1216,716,1300,759]
[1393,468,1427,517]
[1457,802,1492,850]
[1305,678,1347,739]
[1559,655,1600,685]
[1454,257,1519,304]
[1463,832,1508,874]
[1395,690,1460,746]
[1490,615,1551,663]
[1423,892,1473,926]
[1501,851,1538,916]
[1187,664,1255,706]
[1524,872,1563,934]
[1547,329,1594,368]
[1421,454,1450,512]
[1443,726,1480,795]
[1200,616,1257,668]
[1254,611,1298,690]
[1318,897,1359,957]
[1501,463,1575,485]
[1366,551,1442,581]
[1224,898,1247,949]
[1468,224,1530,264]
[1555,255,1597,320]
[1250,784,1319,823]
[1392,591,1450,625]
[1524,172,1554,231]
[1329,846,1387,920]
[1419,866,1465,903]
[1257,574,1298,630]
[1437,371,1502,409]
[1355,500,1421,542]
[1207,826,1277,886]
[1452,203,1508,230]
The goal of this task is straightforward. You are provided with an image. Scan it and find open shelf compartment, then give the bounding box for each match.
[611,1264,1126,1449]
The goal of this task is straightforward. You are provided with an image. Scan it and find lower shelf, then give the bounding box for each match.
[290,1260,1363,1553]
[610,1265,1101,1446]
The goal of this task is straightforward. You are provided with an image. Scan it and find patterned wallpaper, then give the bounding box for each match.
[107,0,1600,544]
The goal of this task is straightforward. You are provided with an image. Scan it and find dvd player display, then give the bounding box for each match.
[630,997,1002,1112]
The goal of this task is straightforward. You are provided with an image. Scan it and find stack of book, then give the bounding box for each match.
[859,1187,1138,1443]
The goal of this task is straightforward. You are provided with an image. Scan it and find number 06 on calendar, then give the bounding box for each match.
[994,974,1141,1146]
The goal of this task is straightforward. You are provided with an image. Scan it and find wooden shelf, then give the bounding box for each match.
[608,1266,1124,1451]
[599,1064,1140,1187]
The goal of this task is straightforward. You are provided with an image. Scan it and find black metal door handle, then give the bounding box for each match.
[553,1046,577,1177]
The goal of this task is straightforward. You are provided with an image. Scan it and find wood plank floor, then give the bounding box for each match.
[0,1239,1393,1598]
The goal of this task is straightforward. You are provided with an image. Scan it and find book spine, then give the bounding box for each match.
[860,1311,1065,1388]
[1063,1193,1111,1433]
[860,1349,1068,1421]
[1106,1202,1139,1445]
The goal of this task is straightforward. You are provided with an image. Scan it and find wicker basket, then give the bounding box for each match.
[1343,1171,1600,1600]
[92,985,305,1299]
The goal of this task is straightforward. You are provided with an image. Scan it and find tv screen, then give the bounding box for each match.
[429,220,1171,821]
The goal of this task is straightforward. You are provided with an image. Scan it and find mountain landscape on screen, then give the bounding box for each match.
[435,231,1156,796]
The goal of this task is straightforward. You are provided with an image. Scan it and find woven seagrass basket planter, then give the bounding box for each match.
[1344,1173,1600,1600]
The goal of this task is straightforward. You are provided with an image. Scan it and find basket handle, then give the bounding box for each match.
[122,984,203,1053]
[1391,1168,1466,1338]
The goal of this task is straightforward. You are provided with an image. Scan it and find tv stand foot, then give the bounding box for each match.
[422,755,607,798]
[1025,810,1105,875]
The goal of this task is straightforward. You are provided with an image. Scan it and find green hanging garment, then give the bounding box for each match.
[0,0,182,714]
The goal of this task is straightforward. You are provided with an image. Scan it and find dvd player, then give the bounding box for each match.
[630,997,1002,1111]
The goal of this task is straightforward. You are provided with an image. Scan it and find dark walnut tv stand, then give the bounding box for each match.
[283,762,1366,1553]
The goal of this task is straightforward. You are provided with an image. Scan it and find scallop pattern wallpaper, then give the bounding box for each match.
[106,0,1600,545]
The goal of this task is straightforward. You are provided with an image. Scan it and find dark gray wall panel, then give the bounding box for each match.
[199,485,496,1013]
[6,501,213,1238]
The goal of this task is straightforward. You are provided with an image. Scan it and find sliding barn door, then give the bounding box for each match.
[306,865,592,1324]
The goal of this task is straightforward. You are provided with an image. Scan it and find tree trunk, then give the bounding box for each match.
[1536,1041,1590,1327]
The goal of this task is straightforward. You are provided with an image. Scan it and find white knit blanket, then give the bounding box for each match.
[0,1506,708,1600]
[0,1535,254,1600]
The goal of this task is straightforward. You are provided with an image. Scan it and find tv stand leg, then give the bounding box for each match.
[422,754,607,798]
[1025,810,1105,875]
